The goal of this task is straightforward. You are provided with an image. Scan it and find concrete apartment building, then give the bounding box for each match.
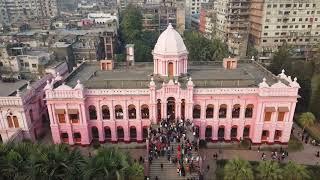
[250,0,320,61]
[210,0,249,57]
[141,2,185,33]
[0,0,58,26]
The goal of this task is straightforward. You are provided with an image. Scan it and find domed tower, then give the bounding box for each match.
[153,23,188,77]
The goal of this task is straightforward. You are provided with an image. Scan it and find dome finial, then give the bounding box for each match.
[168,23,173,29]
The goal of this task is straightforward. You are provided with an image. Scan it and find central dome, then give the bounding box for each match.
[153,23,188,55]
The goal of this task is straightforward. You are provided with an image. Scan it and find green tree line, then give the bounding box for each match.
[0,142,144,180]
[119,5,229,62]
[268,44,320,118]
[218,158,318,180]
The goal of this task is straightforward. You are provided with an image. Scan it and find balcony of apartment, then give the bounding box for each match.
[227,10,249,16]
[228,3,249,9]
[228,0,249,2]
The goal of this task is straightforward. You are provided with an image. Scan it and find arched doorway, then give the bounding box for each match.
[73,132,81,144]
[104,127,111,142]
[168,62,174,77]
[243,126,250,138]
[117,127,124,141]
[143,127,148,141]
[167,97,175,121]
[205,126,212,141]
[181,99,185,120]
[231,126,238,140]
[195,125,200,137]
[91,126,99,139]
[157,99,161,123]
[0,134,2,143]
[218,126,225,140]
[61,133,68,143]
[130,126,137,141]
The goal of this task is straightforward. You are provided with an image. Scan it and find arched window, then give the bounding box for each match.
[232,104,240,118]
[206,104,214,119]
[141,104,149,119]
[88,105,97,120]
[193,104,201,119]
[29,109,34,123]
[115,105,123,119]
[7,115,19,128]
[128,104,136,119]
[102,105,110,119]
[245,104,254,118]
[219,104,227,118]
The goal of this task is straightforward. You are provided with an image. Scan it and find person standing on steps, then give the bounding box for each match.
[160,163,163,170]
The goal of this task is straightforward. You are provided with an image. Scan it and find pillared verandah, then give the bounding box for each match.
[45,24,300,145]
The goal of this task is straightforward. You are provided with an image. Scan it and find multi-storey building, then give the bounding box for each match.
[45,24,299,146]
[199,3,216,39]
[0,43,68,143]
[185,0,209,28]
[0,0,58,26]
[249,0,320,61]
[213,0,249,57]
[141,1,185,33]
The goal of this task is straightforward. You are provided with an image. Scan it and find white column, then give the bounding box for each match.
[110,101,114,120]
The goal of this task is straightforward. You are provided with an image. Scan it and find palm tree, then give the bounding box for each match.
[257,161,282,180]
[298,112,316,133]
[28,144,85,180]
[283,161,309,180]
[83,147,130,180]
[224,158,254,180]
[126,162,144,179]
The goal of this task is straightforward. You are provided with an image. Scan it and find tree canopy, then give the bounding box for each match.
[223,158,254,180]
[0,142,144,180]
[119,5,159,62]
[184,31,229,61]
[298,112,316,132]
[268,44,315,112]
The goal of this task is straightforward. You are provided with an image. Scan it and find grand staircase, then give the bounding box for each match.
[148,124,200,180]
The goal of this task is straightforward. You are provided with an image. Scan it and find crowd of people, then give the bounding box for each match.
[147,118,200,179]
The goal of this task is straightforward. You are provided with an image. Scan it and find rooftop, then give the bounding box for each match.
[63,60,279,89]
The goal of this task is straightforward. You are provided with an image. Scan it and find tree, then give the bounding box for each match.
[298,112,316,133]
[309,78,320,119]
[120,5,143,44]
[268,44,293,75]
[224,158,254,180]
[83,147,142,180]
[184,31,229,61]
[257,161,282,180]
[283,161,309,180]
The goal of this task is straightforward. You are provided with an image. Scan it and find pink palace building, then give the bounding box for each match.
[45,24,300,145]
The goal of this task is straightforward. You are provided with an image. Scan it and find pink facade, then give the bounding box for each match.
[45,24,300,145]
[0,62,68,143]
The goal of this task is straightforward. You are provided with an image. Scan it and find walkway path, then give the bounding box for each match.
[148,123,200,180]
